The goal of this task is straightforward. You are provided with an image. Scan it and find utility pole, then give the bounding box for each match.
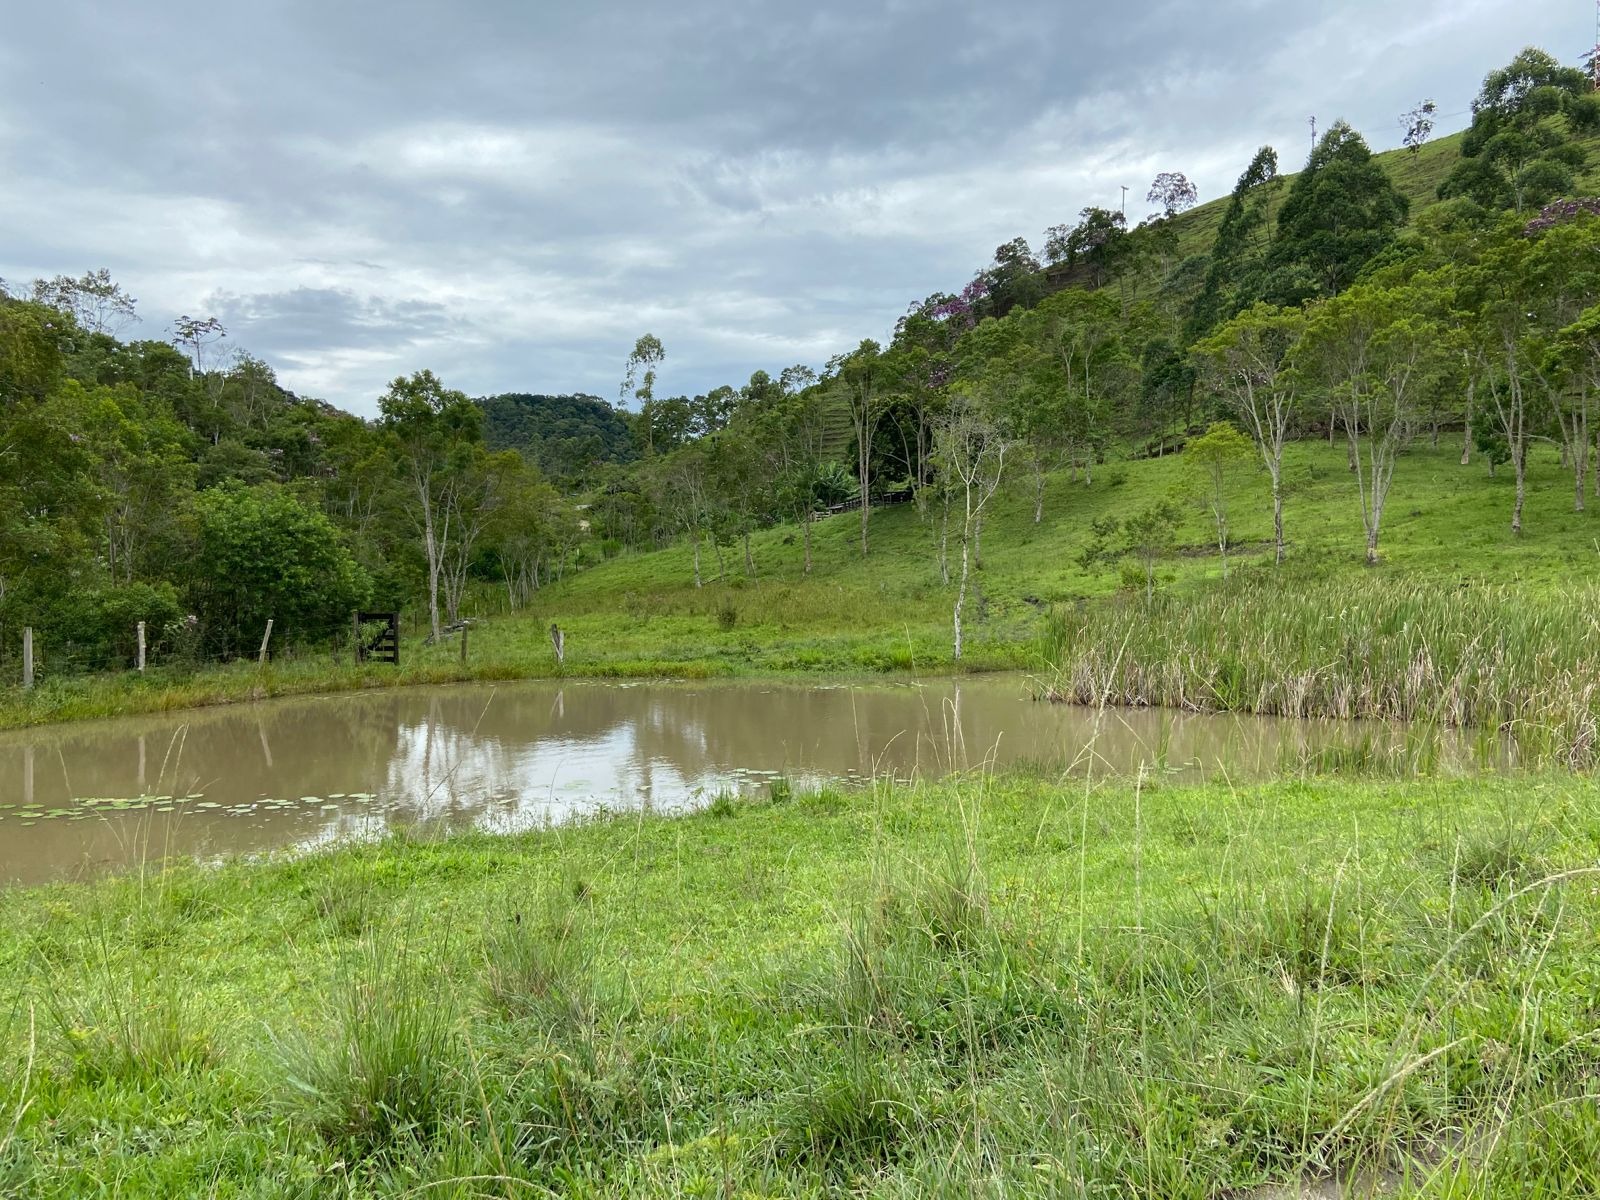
[1309,115,1317,154]
[1120,185,1128,220]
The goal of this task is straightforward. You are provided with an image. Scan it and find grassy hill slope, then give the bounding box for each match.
[524,437,1596,677]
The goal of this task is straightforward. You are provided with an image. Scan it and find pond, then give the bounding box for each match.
[0,676,1472,885]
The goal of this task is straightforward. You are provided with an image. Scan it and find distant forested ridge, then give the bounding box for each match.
[478,392,636,486]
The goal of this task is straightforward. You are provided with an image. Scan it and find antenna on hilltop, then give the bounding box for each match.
[1308,115,1317,154]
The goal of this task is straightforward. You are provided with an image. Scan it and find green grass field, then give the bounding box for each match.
[4,770,1599,1197]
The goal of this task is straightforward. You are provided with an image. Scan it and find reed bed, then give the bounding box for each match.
[1041,577,1600,765]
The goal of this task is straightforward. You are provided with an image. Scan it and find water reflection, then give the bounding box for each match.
[0,677,1464,885]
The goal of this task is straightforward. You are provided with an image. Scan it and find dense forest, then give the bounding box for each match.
[4,45,1599,678]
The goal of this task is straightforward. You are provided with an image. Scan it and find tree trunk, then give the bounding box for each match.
[712,536,726,581]
[802,513,812,575]
[1511,445,1525,535]
[692,533,702,588]
[973,513,984,569]
[1271,471,1285,565]
[1365,525,1379,566]
[1033,464,1045,524]
[953,527,970,660]
[1461,377,1473,466]
[857,437,871,558]
[425,539,442,643]
[938,495,950,587]
[1574,392,1588,514]
[743,530,756,578]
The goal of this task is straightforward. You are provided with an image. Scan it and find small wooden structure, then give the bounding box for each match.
[355,611,400,665]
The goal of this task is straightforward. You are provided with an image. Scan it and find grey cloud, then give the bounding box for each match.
[0,1,1586,414]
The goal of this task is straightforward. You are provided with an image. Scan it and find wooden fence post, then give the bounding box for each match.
[258,619,274,666]
[137,621,147,673]
[22,627,33,690]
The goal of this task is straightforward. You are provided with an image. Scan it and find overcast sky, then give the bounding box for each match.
[0,1,1587,416]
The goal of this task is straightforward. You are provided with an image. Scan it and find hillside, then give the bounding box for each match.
[524,437,1594,676]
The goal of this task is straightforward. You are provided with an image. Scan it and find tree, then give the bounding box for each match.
[1439,48,1600,213]
[829,340,885,557]
[647,441,713,586]
[934,388,1010,660]
[1298,284,1442,564]
[73,382,194,584]
[1459,214,1600,533]
[1267,121,1408,304]
[1147,172,1198,218]
[1027,289,1134,486]
[29,269,139,336]
[0,297,70,407]
[1183,421,1255,578]
[1550,304,1600,510]
[438,447,520,625]
[1188,147,1280,336]
[758,385,831,573]
[485,458,571,607]
[1044,208,1129,288]
[1400,100,1437,154]
[170,315,227,376]
[983,238,1044,317]
[1524,216,1600,513]
[1193,303,1306,563]
[1080,502,1182,602]
[190,483,369,659]
[378,369,483,641]
[620,333,666,454]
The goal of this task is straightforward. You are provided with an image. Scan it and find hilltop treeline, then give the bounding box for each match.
[2,46,1597,676]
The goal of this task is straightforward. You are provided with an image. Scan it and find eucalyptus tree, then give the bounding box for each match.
[1527,213,1600,511]
[29,269,139,337]
[1147,172,1198,218]
[1183,421,1255,578]
[378,369,484,641]
[933,386,1011,660]
[620,333,665,455]
[759,385,831,574]
[1298,283,1446,564]
[828,340,886,558]
[1192,303,1305,563]
[1461,214,1600,533]
[486,459,572,607]
[1031,288,1134,485]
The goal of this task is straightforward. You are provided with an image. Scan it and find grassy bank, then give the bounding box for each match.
[3,439,1595,732]
[4,770,1600,1196]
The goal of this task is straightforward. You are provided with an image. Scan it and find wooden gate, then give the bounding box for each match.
[355,612,400,665]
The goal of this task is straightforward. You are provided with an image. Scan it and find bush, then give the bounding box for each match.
[189,483,370,659]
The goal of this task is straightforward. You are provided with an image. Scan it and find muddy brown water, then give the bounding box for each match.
[0,676,1469,886]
